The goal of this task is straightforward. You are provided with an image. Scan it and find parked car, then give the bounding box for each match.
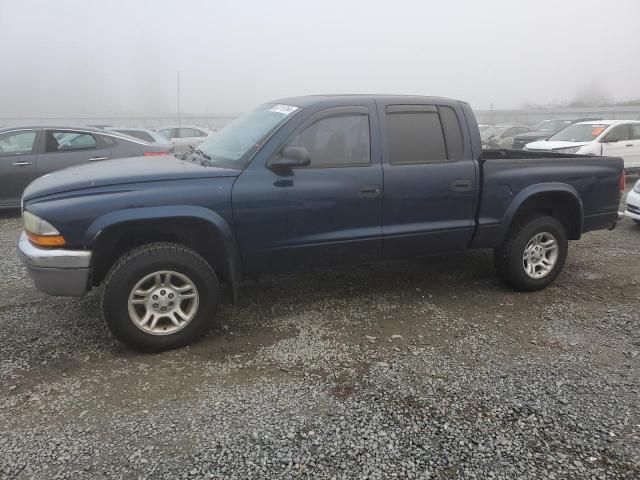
[155,125,212,154]
[18,95,623,352]
[623,179,640,224]
[105,127,174,151]
[511,118,601,150]
[0,126,171,209]
[525,120,640,172]
[481,124,531,149]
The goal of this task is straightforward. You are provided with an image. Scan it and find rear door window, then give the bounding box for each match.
[386,105,447,164]
[158,128,176,139]
[179,128,203,138]
[46,131,97,152]
[628,124,640,140]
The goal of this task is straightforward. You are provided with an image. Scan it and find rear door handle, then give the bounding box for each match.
[12,161,33,167]
[88,156,109,162]
[358,185,381,198]
[626,144,634,147]
[451,179,472,192]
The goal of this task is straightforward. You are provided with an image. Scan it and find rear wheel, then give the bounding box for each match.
[102,243,220,352]
[494,215,568,291]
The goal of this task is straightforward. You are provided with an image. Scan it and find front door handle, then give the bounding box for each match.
[626,144,634,147]
[12,161,33,167]
[88,156,109,162]
[451,179,472,192]
[358,185,381,198]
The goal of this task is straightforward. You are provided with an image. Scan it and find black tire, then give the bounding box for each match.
[102,243,220,352]
[494,215,568,291]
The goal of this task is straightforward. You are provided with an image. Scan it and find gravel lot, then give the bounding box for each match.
[1,189,639,479]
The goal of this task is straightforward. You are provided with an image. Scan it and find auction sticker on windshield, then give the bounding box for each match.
[269,104,299,115]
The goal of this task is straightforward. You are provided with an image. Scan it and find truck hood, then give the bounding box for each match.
[525,140,591,151]
[23,155,240,201]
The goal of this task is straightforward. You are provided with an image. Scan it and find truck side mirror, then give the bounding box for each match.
[269,146,311,171]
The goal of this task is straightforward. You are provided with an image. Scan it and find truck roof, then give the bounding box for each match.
[271,94,466,108]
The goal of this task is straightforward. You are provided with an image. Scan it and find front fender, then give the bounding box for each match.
[83,205,234,247]
[85,205,242,302]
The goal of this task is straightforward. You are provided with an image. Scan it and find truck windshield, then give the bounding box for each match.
[190,103,300,168]
[547,124,607,142]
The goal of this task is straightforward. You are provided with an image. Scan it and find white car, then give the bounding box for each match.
[525,120,640,173]
[156,125,213,154]
[624,179,640,225]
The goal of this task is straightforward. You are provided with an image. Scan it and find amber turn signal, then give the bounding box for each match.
[26,232,66,247]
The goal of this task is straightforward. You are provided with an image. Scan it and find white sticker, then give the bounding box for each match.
[269,104,299,115]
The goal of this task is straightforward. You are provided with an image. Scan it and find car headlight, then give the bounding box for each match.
[554,146,581,154]
[23,210,66,247]
[634,180,640,194]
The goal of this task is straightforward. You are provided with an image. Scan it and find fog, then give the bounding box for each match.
[1,0,639,117]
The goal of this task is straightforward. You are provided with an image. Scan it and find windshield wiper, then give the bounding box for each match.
[187,146,212,165]
[192,147,211,161]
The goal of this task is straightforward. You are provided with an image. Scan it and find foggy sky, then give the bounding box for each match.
[1,0,639,116]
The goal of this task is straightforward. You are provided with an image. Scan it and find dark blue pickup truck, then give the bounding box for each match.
[18,95,624,351]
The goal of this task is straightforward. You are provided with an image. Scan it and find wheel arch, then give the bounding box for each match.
[498,183,584,243]
[85,206,241,303]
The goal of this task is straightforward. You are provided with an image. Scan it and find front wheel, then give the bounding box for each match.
[102,243,220,352]
[494,215,568,291]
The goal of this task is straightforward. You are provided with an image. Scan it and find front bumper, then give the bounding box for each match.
[624,189,640,221]
[17,232,92,296]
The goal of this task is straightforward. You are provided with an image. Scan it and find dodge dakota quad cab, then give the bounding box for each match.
[18,95,624,352]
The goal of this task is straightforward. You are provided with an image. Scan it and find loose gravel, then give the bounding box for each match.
[1,189,639,479]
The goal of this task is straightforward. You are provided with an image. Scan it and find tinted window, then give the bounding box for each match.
[503,128,517,138]
[439,106,464,161]
[287,113,370,167]
[386,106,447,164]
[46,131,96,152]
[116,130,154,142]
[606,124,630,141]
[0,131,36,155]
[630,124,640,140]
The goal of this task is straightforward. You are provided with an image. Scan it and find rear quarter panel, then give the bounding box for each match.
[473,156,623,248]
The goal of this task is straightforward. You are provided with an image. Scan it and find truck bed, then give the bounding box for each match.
[472,152,623,249]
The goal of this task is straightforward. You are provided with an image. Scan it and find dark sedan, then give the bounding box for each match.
[0,126,172,209]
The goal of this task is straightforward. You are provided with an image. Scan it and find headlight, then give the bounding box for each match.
[634,180,640,194]
[554,146,581,154]
[23,211,66,247]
